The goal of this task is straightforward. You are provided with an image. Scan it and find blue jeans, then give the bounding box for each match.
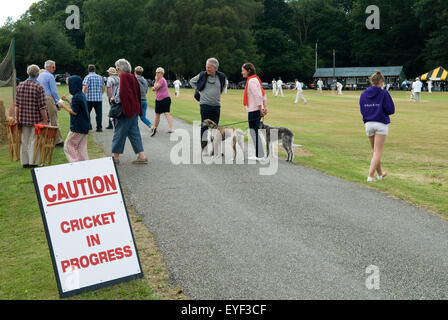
[139,99,152,127]
[112,114,144,154]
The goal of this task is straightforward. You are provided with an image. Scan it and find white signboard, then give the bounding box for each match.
[32,157,143,298]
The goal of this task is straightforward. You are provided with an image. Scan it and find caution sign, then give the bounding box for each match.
[31,157,143,298]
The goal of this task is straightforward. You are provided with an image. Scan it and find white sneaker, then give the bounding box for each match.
[248,156,262,161]
[377,172,388,181]
[367,177,376,182]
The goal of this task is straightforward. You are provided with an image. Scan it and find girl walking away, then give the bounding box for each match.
[61,76,90,163]
[242,63,268,161]
[360,71,395,182]
[151,67,173,136]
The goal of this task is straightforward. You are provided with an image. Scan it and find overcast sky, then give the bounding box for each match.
[0,0,42,26]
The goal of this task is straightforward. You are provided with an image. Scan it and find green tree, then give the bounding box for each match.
[347,0,425,76]
[414,0,448,70]
[145,0,262,80]
[82,0,149,74]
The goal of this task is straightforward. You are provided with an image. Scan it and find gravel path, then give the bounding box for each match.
[93,97,448,299]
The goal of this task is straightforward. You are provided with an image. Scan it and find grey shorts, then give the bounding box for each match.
[365,122,389,136]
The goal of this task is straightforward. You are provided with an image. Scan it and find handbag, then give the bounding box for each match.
[108,102,123,118]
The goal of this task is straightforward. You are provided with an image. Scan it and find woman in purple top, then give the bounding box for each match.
[151,67,173,137]
[359,71,395,182]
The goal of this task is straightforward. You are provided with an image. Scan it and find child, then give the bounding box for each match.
[360,70,395,182]
[61,76,90,162]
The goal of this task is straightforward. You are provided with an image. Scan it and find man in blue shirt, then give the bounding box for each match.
[83,65,105,132]
[37,60,64,147]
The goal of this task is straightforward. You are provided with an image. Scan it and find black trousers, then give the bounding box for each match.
[200,104,220,141]
[87,101,103,130]
[248,110,264,158]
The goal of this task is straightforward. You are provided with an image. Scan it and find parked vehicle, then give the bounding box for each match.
[55,73,70,84]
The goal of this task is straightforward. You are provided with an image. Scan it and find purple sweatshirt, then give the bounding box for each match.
[360,86,395,124]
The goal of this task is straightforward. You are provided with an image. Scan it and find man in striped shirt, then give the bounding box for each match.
[15,64,49,168]
[83,65,105,132]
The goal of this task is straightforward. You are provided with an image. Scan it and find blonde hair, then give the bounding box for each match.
[135,66,144,75]
[370,70,385,86]
[156,67,165,75]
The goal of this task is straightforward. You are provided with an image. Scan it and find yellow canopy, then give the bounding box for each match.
[421,66,448,81]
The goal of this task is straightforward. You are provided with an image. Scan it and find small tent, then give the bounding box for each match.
[421,66,448,81]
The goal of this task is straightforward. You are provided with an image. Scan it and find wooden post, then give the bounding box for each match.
[0,100,7,142]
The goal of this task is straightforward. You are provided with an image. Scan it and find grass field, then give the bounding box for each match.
[0,86,185,300]
[167,88,448,216]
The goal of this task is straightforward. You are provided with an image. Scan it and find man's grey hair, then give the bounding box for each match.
[27,64,40,78]
[115,59,132,73]
[44,60,55,69]
[207,57,219,70]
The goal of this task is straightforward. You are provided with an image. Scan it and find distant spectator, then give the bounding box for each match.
[83,64,105,132]
[106,67,120,129]
[15,64,49,168]
[135,66,154,130]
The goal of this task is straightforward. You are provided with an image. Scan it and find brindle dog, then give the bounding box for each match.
[201,119,246,160]
[260,122,295,162]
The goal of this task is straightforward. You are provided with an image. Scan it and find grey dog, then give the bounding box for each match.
[260,122,295,162]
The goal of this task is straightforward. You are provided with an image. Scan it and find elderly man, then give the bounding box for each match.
[15,64,49,168]
[190,57,227,150]
[83,64,105,132]
[37,60,64,147]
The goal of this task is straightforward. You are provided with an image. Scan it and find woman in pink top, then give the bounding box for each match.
[242,63,268,160]
[151,67,173,137]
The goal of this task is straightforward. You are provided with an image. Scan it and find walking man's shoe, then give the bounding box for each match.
[132,157,148,165]
[96,128,103,132]
[55,142,64,148]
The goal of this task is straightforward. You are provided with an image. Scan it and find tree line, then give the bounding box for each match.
[0,0,446,83]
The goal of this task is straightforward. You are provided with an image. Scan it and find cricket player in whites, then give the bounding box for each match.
[427,80,433,93]
[272,79,277,95]
[276,77,284,97]
[173,79,182,97]
[317,78,324,94]
[294,79,307,104]
[336,81,343,95]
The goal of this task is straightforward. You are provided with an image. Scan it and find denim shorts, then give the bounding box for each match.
[365,122,389,136]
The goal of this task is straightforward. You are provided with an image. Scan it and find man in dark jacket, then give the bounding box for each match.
[189,58,227,150]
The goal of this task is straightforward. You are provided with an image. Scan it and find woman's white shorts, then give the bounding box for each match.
[365,122,389,136]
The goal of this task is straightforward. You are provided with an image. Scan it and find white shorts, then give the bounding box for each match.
[365,122,389,137]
